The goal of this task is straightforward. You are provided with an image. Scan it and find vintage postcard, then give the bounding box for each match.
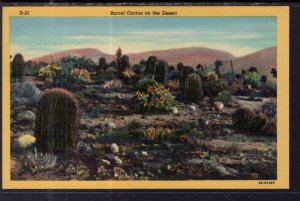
[2,6,289,189]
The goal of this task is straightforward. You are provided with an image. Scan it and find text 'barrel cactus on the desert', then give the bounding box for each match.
[35,88,80,154]
[184,73,203,102]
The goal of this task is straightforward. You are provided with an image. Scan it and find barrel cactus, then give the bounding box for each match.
[11,53,25,82]
[179,66,194,89]
[232,107,267,131]
[35,88,80,154]
[144,56,158,76]
[184,73,203,102]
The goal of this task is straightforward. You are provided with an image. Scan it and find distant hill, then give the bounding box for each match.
[127,47,235,66]
[30,47,276,76]
[31,48,114,63]
[30,47,235,66]
[222,47,277,76]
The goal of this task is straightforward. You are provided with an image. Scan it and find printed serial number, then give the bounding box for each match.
[258,181,275,185]
[19,11,30,15]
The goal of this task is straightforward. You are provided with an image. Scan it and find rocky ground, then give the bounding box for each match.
[10,77,277,181]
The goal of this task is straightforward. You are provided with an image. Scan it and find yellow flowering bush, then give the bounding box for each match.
[166,80,179,91]
[38,62,62,82]
[135,83,177,113]
[207,71,219,81]
[144,127,172,141]
[71,68,91,82]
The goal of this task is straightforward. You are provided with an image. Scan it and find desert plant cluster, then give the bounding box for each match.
[10,47,277,181]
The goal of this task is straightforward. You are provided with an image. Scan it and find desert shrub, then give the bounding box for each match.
[126,118,142,131]
[120,69,136,84]
[260,99,277,118]
[135,83,177,113]
[91,71,114,85]
[39,62,62,83]
[20,149,57,172]
[60,56,97,72]
[184,73,203,102]
[206,71,219,81]
[263,121,277,136]
[134,78,157,93]
[232,108,267,131]
[202,80,228,98]
[101,79,122,92]
[71,68,91,83]
[35,88,79,154]
[214,90,232,103]
[80,88,103,100]
[165,80,179,91]
[11,81,41,104]
[127,74,141,86]
[244,71,260,88]
[144,127,172,141]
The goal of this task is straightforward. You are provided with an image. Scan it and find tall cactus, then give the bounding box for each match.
[184,73,203,102]
[179,66,194,89]
[145,56,158,76]
[11,53,25,82]
[35,88,80,154]
[154,60,168,84]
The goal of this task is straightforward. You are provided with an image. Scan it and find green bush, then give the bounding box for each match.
[214,90,232,103]
[244,71,260,88]
[134,78,157,93]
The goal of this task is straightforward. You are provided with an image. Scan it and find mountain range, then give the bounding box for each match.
[31,46,276,75]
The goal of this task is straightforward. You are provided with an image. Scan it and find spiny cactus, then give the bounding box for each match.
[11,53,25,82]
[184,73,203,102]
[154,60,167,84]
[232,107,267,131]
[145,56,158,76]
[179,66,194,89]
[35,88,80,154]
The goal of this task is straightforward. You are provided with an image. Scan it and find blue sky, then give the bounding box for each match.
[10,17,276,60]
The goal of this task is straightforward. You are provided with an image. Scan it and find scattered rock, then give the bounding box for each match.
[222,128,233,135]
[114,156,123,165]
[100,159,111,166]
[116,93,125,99]
[141,151,148,157]
[188,105,197,111]
[187,158,239,177]
[214,102,224,111]
[167,164,171,171]
[171,107,178,114]
[111,143,119,153]
[12,134,36,151]
[114,167,127,179]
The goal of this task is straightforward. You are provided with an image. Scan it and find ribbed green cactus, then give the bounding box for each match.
[11,53,25,82]
[179,66,194,89]
[232,107,267,131]
[35,88,80,154]
[154,60,167,84]
[184,73,203,102]
[145,56,158,76]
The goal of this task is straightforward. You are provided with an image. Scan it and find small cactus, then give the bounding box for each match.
[179,66,194,89]
[11,53,25,82]
[184,73,203,102]
[35,88,80,154]
[232,108,267,131]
